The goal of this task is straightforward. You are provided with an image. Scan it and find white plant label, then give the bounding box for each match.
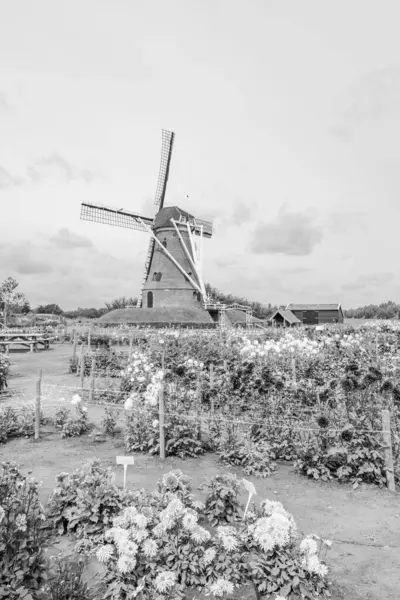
[242,478,257,517]
[116,456,134,489]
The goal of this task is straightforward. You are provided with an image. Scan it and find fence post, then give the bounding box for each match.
[34,368,42,440]
[88,324,92,352]
[381,409,395,492]
[159,378,165,461]
[209,363,214,414]
[72,329,77,358]
[196,367,202,442]
[129,335,133,361]
[291,357,297,390]
[79,343,85,379]
[89,355,96,403]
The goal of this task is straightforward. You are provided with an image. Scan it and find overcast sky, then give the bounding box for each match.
[1,0,400,310]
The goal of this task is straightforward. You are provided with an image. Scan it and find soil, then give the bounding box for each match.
[1,344,400,599]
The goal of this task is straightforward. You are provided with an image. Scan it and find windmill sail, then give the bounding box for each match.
[80,203,153,233]
[154,129,175,210]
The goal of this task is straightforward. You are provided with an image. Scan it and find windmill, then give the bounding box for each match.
[80,129,213,311]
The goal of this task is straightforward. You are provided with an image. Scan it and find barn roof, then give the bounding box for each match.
[286,303,341,311]
[269,309,302,324]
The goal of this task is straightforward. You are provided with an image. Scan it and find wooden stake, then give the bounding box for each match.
[88,324,92,352]
[129,335,133,361]
[89,355,96,403]
[196,367,202,442]
[209,363,215,414]
[291,357,297,390]
[159,378,165,460]
[79,343,85,378]
[72,329,77,358]
[381,409,395,492]
[34,368,42,440]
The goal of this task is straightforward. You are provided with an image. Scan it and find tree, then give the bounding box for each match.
[104,297,138,312]
[35,304,64,315]
[0,277,27,328]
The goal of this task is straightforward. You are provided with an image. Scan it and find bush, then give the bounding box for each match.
[44,554,95,600]
[201,472,243,527]
[101,408,119,436]
[0,462,48,599]
[0,353,10,392]
[53,403,91,438]
[0,405,45,444]
[46,459,136,540]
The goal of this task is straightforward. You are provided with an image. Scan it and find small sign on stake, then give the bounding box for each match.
[242,478,257,518]
[116,456,134,490]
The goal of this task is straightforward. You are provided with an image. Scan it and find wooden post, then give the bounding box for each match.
[79,343,85,378]
[209,363,215,414]
[72,329,77,358]
[89,355,96,403]
[291,357,297,390]
[34,368,42,440]
[129,335,133,361]
[196,367,202,442]
[88,324,92,352]
[381,409,395,492]
[159,377,165,460]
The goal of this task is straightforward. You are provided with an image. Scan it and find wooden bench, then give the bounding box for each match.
[0,338,50,354]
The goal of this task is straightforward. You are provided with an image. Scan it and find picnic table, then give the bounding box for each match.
[0,331,52,354]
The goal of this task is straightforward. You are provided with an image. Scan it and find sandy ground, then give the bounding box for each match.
[1,344,400,599]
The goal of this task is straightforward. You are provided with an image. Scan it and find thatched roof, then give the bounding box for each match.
[97,307,215,326]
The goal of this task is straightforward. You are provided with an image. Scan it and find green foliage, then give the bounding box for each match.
[0,405,45,444]
[201,472,243,527]
[46,459,136,540]
[0,462,48,600]
[44,554,95,600]
[0,353,10,393]
[219,439,277,478]
[101,408,119,436]
[53,404,91,439]
[164,413,205,459]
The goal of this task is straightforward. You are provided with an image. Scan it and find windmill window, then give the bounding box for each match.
[155,272,162,281]
[162,238,167,248]
[147,291,153,308]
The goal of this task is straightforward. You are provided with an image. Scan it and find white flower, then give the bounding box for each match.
[15,513,27,532]
[96,544,114,563]
[117,554,136,573]
[0,506,5,524]
[275,596,287,600]
[192,500,205,511]
[152,419,159,429]
[220,534,238,552]
[81,406,88,413]
[208,578,234,597]
[191,525,211,544]
[132,528,149,542]
[323,539,332,548]
[182,512,198,531]
[133,513,148,529]
[300,536,318,556]
[71,394,81,405]
[124,397,134,410]
[318,563,329,577]
[203,547,216,565]
[154,570,176,592]
[142,538,158,558]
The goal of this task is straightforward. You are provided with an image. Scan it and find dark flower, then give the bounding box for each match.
[316,414,330,429]
[341,424,354,442]
[381,380,394,393]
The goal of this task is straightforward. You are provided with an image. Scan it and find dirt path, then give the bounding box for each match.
[1,344,400,599]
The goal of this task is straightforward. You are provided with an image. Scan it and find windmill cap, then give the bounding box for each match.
[153,206,195,229]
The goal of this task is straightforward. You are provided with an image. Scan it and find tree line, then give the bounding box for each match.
[2,275,400,323]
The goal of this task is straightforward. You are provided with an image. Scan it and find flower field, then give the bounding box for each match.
[1,320,400,599]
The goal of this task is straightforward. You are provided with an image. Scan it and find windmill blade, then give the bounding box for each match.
[154,129,175,211]
[80,202,153,233]
[137,237,155,307]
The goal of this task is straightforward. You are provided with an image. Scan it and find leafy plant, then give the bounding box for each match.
[0,353,10,393]
[201,472,243,527]
[0,462,48,599]
[53,404,91,439]
[101,408,119,436]
[46,459,135,540]
[44,554,95,600]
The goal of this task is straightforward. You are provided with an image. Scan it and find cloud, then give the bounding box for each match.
[249,206,323,256]
[342,272,394,291]
[0,93,12,112]
[27,153,97,183]
[49,228,94,249]
[333,67,400,139]
[0,165,24,189]
[0,244,53,275]
[0,154,99,190]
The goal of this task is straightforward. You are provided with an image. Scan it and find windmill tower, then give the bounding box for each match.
[80,129,213,311]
